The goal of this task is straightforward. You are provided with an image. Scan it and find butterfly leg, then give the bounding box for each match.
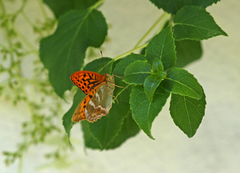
[108,91,119,104]
[112,74,124,78]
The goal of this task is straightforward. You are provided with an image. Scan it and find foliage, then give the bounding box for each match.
[0,0,71,169]
[58,0,226,150]
[0,0,227,170]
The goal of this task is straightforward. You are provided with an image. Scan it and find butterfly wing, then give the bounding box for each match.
[71,85,96,122]
[85,83,114,122]
[71,73,115,123]
[70,71,105,95]
[71,100,87,122]
[71,83,105,123]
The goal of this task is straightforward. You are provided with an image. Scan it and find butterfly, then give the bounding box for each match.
[70,71,115,123]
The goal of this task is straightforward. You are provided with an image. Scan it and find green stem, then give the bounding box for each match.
[21,10,35,27]
[37,0,53,34]
[14,0,28,16]
[37,0,48,20]
[169,14,174,30]
[134,12,167,48]
[114,43,148,62]
[91,0,105,10]
[17,156,23,173]
[0,43,7,48]
[102,43,148,74]
[115,84,130,99]
[14,27,37,51]
[16,74,35,115]
[0,0,6,14]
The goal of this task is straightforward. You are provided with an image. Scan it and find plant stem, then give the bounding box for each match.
[15,0,28,16]
[16,74,35,117]
[134,12,167,48]
[104,43,148,73]
[14,27,37,51]
[37,0,48,21]
[37,0,53,35]
[17,156,23,173]
[0,43,7,48]
[114,43,148,61]
[91,0,105,9]
[168,14,174,30]
[0,0,6,14]
[115,84,130,99]
[21,10,34,27]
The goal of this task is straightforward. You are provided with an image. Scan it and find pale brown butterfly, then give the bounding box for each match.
[70,69,115,123]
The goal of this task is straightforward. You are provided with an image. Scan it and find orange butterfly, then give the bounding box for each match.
[70,71,115,123]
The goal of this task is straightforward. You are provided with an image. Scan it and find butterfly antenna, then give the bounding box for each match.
[100,51,106,74]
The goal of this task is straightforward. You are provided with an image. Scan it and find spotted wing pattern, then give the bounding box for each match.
[71,84,100,122]
[70,71,105,95]
[71,73,115,123]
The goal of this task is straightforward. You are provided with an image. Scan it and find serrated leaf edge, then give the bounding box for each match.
[165,77,202,99]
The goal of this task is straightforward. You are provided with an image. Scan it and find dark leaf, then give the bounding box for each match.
[175,40,202,67]
[161,68,203,99]
[146,27,176,69]
[43,0,99,18]
[130,85,170,139]
[169,88,206,137]
[173,6,227,40]
[40,9,107,97]
[149,0,220,14]
[123,60,151,85]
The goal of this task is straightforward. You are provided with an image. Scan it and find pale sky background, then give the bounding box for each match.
[0,0,240,173]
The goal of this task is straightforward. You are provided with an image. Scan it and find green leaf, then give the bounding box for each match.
[83,57,113,75]
[169,89,206,137]
[113,54,146,89]
[123,60,151,85]
[62,58,112,138]
[40,9,107,97]
[62,89,85,137]
[161,68,202,99]
[173,6,227,41]
[63,57,130,150]
[81,120,101,149]
[130,85,170,139]
[175,40,202,68]
[152,59,164,72]
[144,73,165,102]
[105,111,140,149]
[82,110,140,150]
[113,54,146,77]
[140,47,146,55]
[79,55,140,150]
[43,0,99,18]
[86,88,131,149]
[149,0,220,14]
[146,27,176,69]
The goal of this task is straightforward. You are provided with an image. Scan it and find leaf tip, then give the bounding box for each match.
[146,131,155,140]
